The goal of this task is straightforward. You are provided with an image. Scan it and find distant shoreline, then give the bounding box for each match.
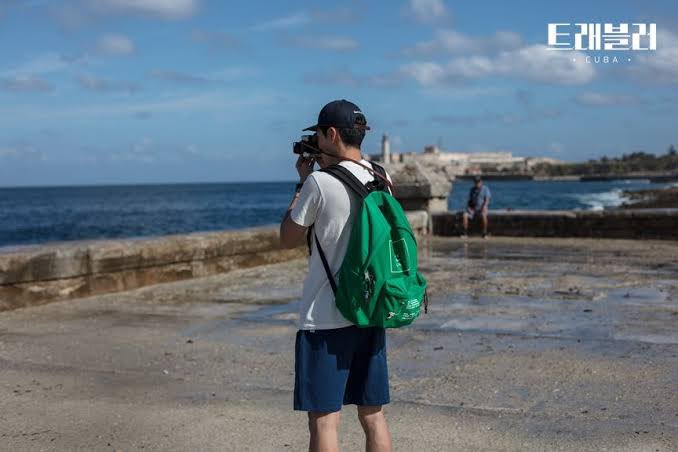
[457,173,678,183]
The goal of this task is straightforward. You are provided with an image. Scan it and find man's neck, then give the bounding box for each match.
[321,147,362,167]
[340,147,363,161]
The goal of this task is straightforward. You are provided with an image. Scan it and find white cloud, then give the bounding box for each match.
[0,91,279,121]
[404,29,523,56]
[250,8,360,32]
[503,45,595,85]
[76,74,140,93]
[251,12,310,31]
[574,91,639,106]
[150,70,215,85]
[630,30,678,84]
[150,67,252,84]
[304,68,400,87]
[431,108,561,127]
[407,0,449,23]
[52,0,198,28]
[97,33,135,56]
[86,0,198,19]
[400,62,447,86]
[402,45,596,86]
[1,52,72,77]
[285,36,359,52]
[111,140,234,163]
[0,75,53,92]
[422,85,509,100]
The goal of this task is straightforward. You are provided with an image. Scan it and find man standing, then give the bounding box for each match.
[279,100,393,452]
[461,176,491,239]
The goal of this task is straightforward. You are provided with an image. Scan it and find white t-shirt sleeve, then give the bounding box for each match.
[290,175,323,227]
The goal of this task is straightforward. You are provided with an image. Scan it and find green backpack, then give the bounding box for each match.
[307,162,428,328]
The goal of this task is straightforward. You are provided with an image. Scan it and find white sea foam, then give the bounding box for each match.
[572,188,630,211]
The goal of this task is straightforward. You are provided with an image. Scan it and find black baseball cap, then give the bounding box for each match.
[303,99,371,132]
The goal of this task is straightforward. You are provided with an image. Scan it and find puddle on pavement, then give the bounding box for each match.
[179,282,677,348]
[421,241,596,263]
[180,300,299,347]
[238,301,299,324]
[604,287,672,307]
[413,289,678,345]
[612,332,678,345]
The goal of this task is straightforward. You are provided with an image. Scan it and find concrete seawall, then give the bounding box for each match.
[0,226,306,311]
[1,209,674,312]
[432,208,678,240]
[0,211,430,312]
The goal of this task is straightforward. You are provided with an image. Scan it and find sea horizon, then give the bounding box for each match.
[0,179,670,249]
[0,180,300,190]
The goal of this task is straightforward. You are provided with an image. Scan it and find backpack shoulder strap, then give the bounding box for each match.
[319,164,370,199]
[367,162,391,194]
[314,232,337,295]
[312,164,370,293]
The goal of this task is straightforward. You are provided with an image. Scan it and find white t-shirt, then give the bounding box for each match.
[290,159,393,330]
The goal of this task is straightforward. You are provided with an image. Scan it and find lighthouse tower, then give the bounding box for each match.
[381,134,391,164]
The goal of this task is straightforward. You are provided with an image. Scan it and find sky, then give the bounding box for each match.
[0,0,677,187]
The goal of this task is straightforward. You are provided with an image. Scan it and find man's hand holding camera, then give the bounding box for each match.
[293,134,321,184]
[296,154,316,185]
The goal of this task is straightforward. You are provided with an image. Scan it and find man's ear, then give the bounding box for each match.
[328,127,339,144]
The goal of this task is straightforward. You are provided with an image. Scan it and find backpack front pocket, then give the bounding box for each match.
[376,275,426,327]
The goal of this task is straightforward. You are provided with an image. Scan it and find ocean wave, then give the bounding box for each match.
[572,188,630,211]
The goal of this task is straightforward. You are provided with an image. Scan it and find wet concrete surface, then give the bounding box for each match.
[0,236,677,451]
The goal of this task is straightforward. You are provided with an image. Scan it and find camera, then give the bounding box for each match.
[293,134,320,157]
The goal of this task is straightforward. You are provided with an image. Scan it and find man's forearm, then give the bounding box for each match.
[281,191,300,224]
[279,190,302,249]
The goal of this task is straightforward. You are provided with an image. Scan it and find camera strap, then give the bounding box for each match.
[337,157,395,195]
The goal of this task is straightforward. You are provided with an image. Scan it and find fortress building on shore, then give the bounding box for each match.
[368,135,562,180]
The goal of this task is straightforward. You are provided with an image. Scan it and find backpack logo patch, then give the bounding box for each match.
[406,298,420,310]
[389,238,410,274]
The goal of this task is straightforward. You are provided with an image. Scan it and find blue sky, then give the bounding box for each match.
[0,0,677,186]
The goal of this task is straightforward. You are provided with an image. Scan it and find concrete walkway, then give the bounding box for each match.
[1,237,677,451]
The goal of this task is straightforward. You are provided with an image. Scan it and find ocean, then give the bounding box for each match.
[0,179,667,248]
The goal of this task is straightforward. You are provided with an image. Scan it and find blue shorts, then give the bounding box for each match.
[294,325,390,412]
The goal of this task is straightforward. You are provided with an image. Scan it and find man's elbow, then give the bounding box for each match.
[279,225,292,249]
[279,237,294,249]
[279,226,302,249]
